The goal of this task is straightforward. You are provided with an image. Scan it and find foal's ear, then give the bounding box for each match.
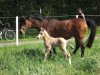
[40,28,44,31]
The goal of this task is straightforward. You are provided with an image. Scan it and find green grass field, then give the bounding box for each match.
[0,38,100,75]
[0,26,100,75]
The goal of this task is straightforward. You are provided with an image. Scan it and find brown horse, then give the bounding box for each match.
[20,15,96,57]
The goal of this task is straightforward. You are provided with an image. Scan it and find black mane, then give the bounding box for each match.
[28,14,44,21]
[28,14,46,21]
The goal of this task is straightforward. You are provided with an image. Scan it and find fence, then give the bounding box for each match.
[0,16,18,46]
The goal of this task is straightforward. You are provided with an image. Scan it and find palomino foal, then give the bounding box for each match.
[37,28,71,65]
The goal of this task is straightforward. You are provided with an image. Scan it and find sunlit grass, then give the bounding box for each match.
[0,38,100,75]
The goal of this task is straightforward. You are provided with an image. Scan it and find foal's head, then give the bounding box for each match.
[37,28,49,39]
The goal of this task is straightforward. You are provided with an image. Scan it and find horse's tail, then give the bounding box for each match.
[86,19,96,48]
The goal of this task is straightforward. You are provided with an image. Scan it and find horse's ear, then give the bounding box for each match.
[22,16,26,20]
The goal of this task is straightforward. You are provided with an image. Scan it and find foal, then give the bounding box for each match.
[37,28,71,65]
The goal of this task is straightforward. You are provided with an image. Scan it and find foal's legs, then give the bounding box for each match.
[81,43,85,57]
[60,44,71,65]
[44,46,52,61]
[49,48,56,58]
[48,48,56,59]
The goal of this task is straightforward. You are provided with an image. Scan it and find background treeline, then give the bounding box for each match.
[0,0,100,25]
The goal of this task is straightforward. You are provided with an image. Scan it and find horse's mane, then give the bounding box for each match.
[28,14,51,21]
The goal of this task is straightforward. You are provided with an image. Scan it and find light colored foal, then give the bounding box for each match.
[37,28,71,65]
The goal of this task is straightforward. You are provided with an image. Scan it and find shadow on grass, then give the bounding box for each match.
[14,48,44,61]
[25,48,43,59]
[19,48,62,62]
[74,58,98,73]
[0,48,44,71]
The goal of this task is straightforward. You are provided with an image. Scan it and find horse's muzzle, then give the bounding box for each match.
[20,28,25,35]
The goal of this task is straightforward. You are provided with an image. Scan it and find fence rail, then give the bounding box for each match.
[0,17,15,18]
[0,15,100,18]
[46,15,100,17]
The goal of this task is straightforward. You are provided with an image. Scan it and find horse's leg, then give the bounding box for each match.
[81,43,85,57]
[73,38,80,54]
[44,47,52,61]
[73,37,85,57]
[78,37,85,57]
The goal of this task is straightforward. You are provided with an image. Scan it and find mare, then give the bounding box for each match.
[37,28,71,64]
[20,15,96,57]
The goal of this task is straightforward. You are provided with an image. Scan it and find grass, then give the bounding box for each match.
[0,38,100,75]
[96,26,100,35]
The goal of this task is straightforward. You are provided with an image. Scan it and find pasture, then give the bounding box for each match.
[0,26,100,75]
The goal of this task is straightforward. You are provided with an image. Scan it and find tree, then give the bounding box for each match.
[0,0,100,24]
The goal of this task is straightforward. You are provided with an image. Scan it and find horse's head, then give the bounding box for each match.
[20,15,48,36]
[20,16,33,35]
[37,28,48,39]
[28,14,48,30]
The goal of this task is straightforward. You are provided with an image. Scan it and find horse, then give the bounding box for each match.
[20,14,96,57]
[37,28,71,64]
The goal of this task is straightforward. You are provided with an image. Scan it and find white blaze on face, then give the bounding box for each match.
[21,28,25,35]
[37,28,45,39]
[21,26,27,35]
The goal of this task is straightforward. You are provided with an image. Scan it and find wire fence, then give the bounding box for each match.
[46,15,100,17]
[0,17,17,46]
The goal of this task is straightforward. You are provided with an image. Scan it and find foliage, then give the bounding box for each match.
[0,0,100,24]
[0,0,100,25]
[0,0,99,16]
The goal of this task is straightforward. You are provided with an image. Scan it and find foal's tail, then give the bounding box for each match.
[86,19,96,48]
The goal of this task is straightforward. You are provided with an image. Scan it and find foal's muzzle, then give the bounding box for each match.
[37,36,39,39]
[37,35,40,39]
